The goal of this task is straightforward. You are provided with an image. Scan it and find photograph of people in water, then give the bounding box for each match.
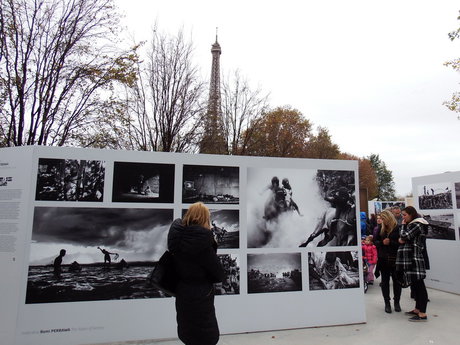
[247,168,357,248]
[247,253,302,294]
[26,206,173,303]
[112,161,175,203]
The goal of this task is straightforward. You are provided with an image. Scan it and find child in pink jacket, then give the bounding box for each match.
[362,236,378,284]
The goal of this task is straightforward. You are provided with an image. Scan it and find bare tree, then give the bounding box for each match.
[221,70,269,155]
[0,0,138,147]
[123,28,205,152]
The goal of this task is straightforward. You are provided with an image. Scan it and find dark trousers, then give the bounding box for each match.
[412,279,428,313]
[380,264,401,302]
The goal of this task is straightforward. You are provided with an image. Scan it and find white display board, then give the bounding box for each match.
[0,146,365,345]
[412,172,460,294]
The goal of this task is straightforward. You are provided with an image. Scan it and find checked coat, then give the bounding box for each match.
[395,218,429,283]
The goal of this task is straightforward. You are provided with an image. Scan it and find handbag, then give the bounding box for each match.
[395,270,411,288]
[147,250,177,297]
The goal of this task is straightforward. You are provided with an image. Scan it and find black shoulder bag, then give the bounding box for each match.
[147,250,177,297]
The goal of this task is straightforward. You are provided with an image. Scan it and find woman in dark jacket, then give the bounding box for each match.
[168,202,225,345]
[374,209,401,313]
[397,206,429,322]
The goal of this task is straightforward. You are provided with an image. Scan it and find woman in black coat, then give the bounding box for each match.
[168,202,225,345]
[374,209,401,313]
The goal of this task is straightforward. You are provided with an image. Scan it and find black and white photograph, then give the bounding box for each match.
[36,158,105,201]
[247,168,357,248]
[26,206,174,303]
[308,251,360,290]
[214,254,240,295]
[417,183,453,209]
[182,165,239,204]
[422,213,455,240]
[112,162,175,203]
[247,253,302,294]
[455,182,460,209]
[373,201,406,215]
[180,208,240,249]
[211,209,239,249]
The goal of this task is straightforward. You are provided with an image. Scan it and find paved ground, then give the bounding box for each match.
[84,278,459,345]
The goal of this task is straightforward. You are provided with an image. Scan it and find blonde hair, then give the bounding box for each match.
[380,210,397,236]
[182,202,211,229]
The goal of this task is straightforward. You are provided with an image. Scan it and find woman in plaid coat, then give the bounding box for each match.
[397,206,429,322]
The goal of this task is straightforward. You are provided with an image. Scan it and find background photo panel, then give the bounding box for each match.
[412,171,460,294]
[112,162,175,203]
[455,182,460,209]
[26,206,174,303]
[247,168,357,248]
[182,164,239,204]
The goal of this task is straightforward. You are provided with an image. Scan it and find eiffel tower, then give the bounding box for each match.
[199,31,227,154]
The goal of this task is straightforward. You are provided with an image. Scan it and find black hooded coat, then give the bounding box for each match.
[167,218,225,345]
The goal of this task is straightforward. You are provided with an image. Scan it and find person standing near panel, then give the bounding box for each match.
[374,210,401,313]
[397,206,429,322]
[168,202,225,345]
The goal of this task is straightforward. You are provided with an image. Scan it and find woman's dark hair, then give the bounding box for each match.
[402,206,418,221]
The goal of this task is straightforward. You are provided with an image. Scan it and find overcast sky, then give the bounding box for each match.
[116,0,460,196]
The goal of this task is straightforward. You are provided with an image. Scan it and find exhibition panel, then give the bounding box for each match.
[0,146,365,345]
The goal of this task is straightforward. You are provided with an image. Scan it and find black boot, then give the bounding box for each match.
[385,301,392,313]
[394,300,401,312]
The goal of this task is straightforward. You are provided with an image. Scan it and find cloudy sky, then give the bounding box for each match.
[116,0,460,196]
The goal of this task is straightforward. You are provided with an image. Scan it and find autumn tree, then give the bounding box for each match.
[221,70,269,155]
[0,0,138,147]
[121,28,205,152]
[368,153,396,200]
[304,126,340,159]
[243,106,312,157]
[444,10,460,116]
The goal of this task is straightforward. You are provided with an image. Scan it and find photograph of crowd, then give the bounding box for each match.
[246,168,357,248]
[112,162,175,203]
[26,206,174,303]
[35,158,105,201]
[417,183,453,209]
[308,251,360,290]
[214,254,240,295]
[182,165,239,204]
[455,182,460,209]
[247,253,302,294]
[423,213,455,240]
